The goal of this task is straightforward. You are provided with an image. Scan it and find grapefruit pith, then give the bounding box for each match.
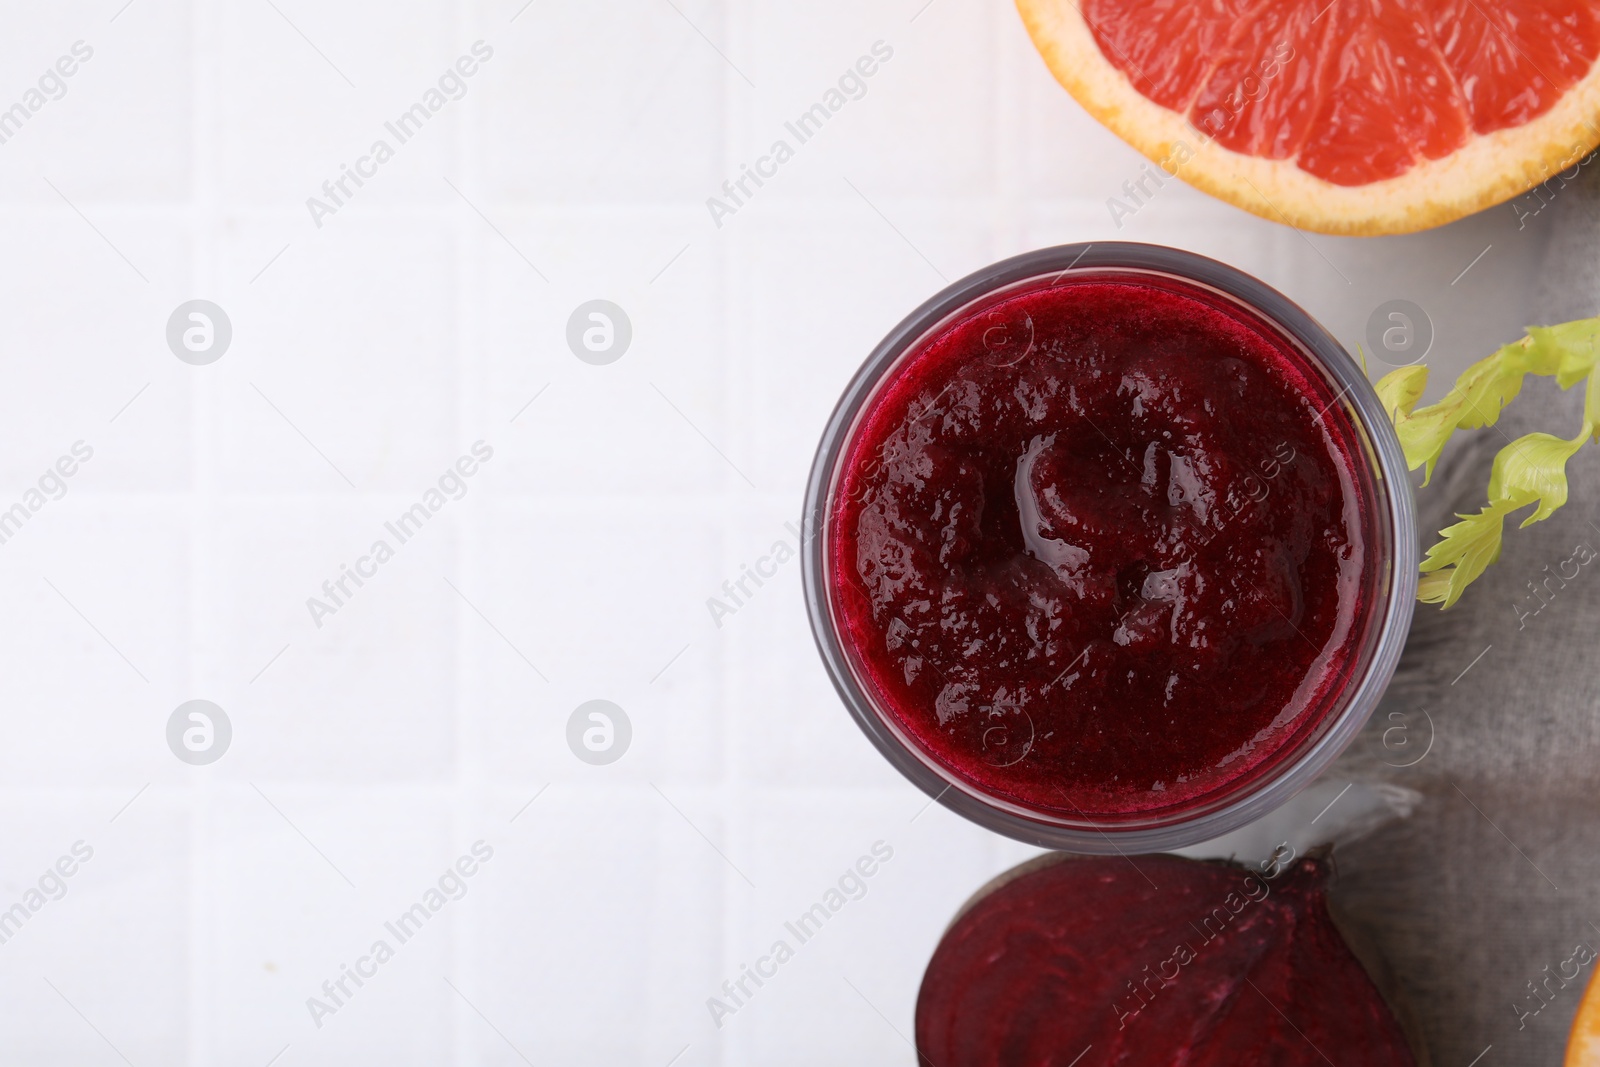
[1018,0,1600,234]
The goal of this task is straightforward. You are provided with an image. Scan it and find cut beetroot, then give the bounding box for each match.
[916,853,1418,1065]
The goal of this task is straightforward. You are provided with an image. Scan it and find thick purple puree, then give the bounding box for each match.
[829,276,1374,818]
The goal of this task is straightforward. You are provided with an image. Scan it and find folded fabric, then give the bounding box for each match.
[1329,169,1600,1065]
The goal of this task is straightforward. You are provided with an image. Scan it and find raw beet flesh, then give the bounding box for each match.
[915,853,1417,1066]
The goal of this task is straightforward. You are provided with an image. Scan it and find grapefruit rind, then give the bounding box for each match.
[1569,966,1600,1066]
[1017,0,1600,235]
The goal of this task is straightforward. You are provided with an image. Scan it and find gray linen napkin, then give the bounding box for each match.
[1328,171,1600,1064]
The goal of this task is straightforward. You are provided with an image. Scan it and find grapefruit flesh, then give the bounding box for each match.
[1019,0,1600,233]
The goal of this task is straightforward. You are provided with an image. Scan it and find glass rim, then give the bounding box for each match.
[800,241,1418,854]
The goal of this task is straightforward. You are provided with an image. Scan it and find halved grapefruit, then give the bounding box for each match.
[1570,963,1600,1066]
[1017,0,1600,234]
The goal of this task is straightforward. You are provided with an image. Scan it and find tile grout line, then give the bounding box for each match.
[993,0,1022,260]
[189,0,219,1059]
[721,1,745,1062]
[452,0,477,1062]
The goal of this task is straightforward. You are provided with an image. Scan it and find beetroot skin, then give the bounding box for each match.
[915,853,1416,1065]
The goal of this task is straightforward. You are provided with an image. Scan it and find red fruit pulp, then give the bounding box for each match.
[828,275,1374,821]
[1080,0,1600,186]
[915,854,1417,1065]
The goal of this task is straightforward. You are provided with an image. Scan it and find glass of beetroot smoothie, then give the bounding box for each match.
[802,243,1415,852]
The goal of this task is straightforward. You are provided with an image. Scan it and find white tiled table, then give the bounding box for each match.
[0,1,1557,1064]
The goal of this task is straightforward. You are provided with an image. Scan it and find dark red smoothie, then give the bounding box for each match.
[828,274,1372,820]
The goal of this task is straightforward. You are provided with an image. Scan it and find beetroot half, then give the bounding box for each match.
[916,853,1419,1065]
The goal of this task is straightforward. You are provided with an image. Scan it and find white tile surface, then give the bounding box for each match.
[0,0,1554,1063]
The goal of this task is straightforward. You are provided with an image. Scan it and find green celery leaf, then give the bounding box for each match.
[1378,314,1600,607]
[1417,569,1453,605]
[1526,319,1600,388]
[1419,495,1534,609]
[1486,428,1590,527]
